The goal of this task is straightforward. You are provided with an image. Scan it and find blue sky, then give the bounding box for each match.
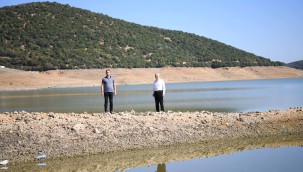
[1,0,303,63]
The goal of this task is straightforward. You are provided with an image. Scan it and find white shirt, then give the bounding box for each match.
[153,79,166,95]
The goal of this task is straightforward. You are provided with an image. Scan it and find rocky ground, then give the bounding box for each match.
[1,107,303,163]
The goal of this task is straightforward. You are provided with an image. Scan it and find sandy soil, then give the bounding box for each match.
[1,107,302,163]
[1,66,303,91]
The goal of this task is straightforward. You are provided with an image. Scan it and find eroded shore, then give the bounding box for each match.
[1,66,303,91]
[1,107,303,163]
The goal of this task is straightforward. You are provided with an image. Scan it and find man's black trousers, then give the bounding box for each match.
[104,92,113,113]
[154,90,164,112]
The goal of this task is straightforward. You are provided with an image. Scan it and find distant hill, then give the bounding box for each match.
[0,2,283,71]
[286,60,303,70]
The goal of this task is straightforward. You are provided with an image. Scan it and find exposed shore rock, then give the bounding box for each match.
[0,107,303,163]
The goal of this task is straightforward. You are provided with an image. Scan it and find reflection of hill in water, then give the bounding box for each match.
[11,134,303,172]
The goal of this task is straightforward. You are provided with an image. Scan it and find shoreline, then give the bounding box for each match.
[2,76,302,92]
[1,107,303,163]
[1,66,303,91]
[8,134,303,171]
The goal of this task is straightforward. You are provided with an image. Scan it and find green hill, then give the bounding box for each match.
[286,60,303,70]
[0,2,283,71]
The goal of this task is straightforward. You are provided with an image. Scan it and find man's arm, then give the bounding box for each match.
[113,81,117,95]
[101,81,104,96]
[152,81,155,97]
[162,80,166,96]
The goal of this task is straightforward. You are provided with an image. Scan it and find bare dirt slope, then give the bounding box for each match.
[1,66,303,91]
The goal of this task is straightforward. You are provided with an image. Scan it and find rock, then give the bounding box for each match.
[201,120,208,124]
[48,112,55,118]
[16,116,22,121]
[93,128,100,134]
[101,130,107,136]
[72,124,86,132]
[237,118,244,122]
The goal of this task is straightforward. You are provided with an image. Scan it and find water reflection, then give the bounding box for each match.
[156,163,166,172]
[8,134,303,172]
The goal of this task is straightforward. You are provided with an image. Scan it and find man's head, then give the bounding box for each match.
[105,69,111,77]
[155,73,160,80]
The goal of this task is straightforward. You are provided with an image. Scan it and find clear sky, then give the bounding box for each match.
[1,0,303,63]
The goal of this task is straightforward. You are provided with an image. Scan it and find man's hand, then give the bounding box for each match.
[101,92,104,96]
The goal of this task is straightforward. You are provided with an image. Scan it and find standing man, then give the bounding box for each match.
[153,73,166,112]
[101,69,116,113]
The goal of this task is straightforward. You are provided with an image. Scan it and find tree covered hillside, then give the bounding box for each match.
[286,60,303,70]
[0,2,283,71]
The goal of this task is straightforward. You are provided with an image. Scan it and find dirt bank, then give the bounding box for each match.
[1,107,302,163]
[1,66,303,91]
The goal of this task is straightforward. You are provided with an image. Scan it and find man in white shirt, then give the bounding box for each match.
[153,73,166,112]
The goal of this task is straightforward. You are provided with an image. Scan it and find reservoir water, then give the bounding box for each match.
[126,146,303,172]
[1,78,303,172]
[1,78,302,113]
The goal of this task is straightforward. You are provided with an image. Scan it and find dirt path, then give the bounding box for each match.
[1,66,303,91]
[1,107,302,163]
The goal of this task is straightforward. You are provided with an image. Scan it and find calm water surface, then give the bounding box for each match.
[0,78,302,112]
[126,146,303,172]
[1,78,303,172]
